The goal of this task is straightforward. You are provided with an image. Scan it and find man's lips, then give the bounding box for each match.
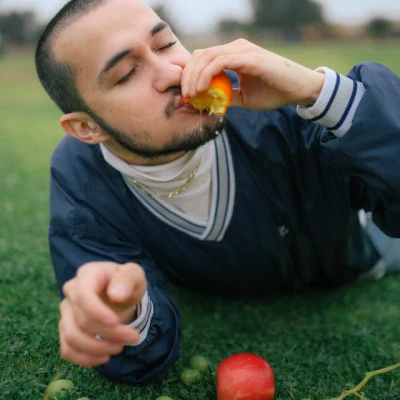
[165,95,200,118]
[174,96,198,112]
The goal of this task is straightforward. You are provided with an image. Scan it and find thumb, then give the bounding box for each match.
[106,263,147,308]
[229,88,244,108]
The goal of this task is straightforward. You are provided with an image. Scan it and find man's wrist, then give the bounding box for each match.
[125,290,154,346]
[296,66,366,137]
[122,305,138,324]
[297,70,326,107]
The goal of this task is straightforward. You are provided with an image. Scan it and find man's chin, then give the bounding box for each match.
[186,111,225,133]
[98,110,226,161]
[163,115,224,153]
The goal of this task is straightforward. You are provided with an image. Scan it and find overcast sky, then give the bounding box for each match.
[1,0,400,33]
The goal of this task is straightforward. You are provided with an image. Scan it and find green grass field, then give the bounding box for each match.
[1,43,399,400]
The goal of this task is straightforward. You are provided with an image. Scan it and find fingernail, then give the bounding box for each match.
[109,283,129,299]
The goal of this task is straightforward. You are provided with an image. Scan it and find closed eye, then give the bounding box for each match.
[116,41,176,85]
[157,40,177,52]
[117,66,137,85]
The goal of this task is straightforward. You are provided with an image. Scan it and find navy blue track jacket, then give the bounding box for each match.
[49,63,400,383]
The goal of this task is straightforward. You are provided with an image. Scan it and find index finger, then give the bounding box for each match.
[181,41,244,98]
[106,262,147,306]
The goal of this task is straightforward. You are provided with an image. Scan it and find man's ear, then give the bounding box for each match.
[60,112,110,144]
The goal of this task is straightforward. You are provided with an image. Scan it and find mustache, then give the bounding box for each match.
[165,86,182,118]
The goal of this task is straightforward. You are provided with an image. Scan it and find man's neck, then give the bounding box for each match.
[104,140,187,166]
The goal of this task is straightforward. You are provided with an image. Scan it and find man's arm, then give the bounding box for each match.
[181,38,325,111]
[182,41,400,237]
[49,158,182,383]
[299,62,400,237]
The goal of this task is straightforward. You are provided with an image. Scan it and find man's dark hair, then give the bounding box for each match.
[35,0,107,114]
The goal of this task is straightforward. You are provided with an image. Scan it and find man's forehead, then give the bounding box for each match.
[53,0,157,63]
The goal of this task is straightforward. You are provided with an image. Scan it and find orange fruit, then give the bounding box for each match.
[184,71,232,115]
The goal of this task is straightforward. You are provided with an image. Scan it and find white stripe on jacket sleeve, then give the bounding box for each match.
[126,290,154,346]
[297,67,366,137]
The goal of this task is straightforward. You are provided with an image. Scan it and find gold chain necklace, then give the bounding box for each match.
[125,161,201,199]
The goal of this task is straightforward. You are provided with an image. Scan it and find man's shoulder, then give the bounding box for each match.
[49,135,113,188]
[51,135,97,164]
[50,135,110,181]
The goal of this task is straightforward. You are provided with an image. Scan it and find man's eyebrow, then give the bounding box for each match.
[150,21,169,37]
[97,21,170,84]
[98,49,132,83]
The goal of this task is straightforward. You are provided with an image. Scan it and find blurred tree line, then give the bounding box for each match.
[218,0,400,41]
[0,10,44,54]
[250,0,324,39]
[0,0,399,55]
[0,11,36,44]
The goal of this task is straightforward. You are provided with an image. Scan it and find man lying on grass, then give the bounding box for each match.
[35,0,400,384]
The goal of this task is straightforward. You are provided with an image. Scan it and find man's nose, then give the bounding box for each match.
[152,58,183,93]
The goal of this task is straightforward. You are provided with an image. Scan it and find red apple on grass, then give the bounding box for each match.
[216,353,275,400]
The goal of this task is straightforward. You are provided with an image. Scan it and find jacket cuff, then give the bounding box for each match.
[297,67,366,137]
[126,290,154,346]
